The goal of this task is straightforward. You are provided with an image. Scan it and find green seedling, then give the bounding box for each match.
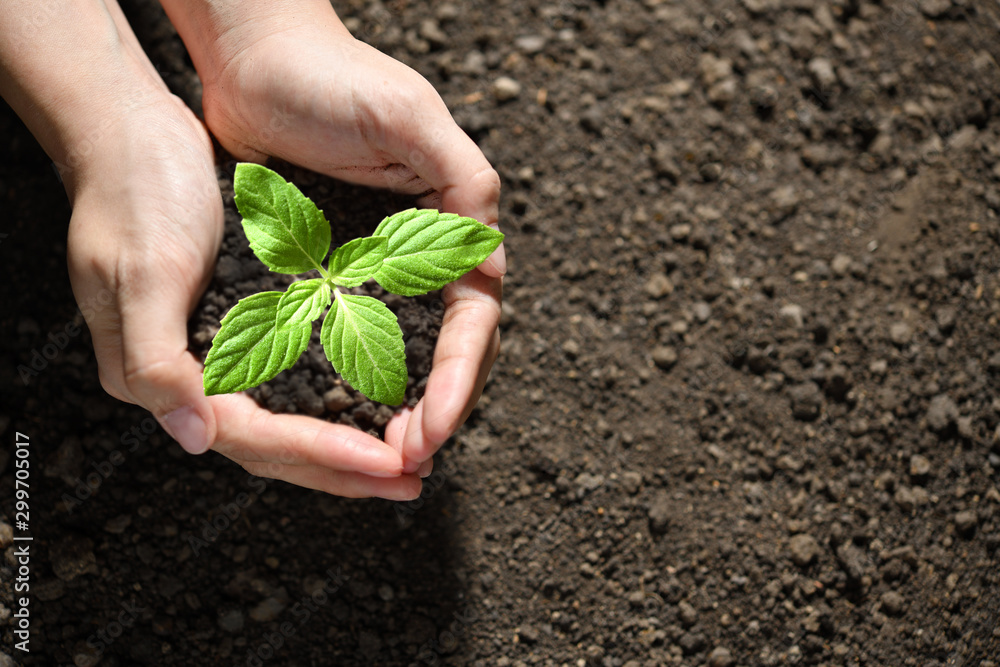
[202,163,504,405]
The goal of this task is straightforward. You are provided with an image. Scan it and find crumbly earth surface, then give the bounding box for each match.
[2,1,1000,666]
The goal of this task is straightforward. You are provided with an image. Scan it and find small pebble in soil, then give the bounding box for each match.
[0,522,12,549]
[677,601,698,627]
[218,608,244,633]
[788,382,823,421]
[491,76,522,102]
[789,533,822,567]
[919,0,951,18]
[779,304,804,329]
[831,254,852,276]
[987,351,1000,373]
[895,485,930,512]
[890,321,914,346]
[50,537,97,581]
[644,273,674,299]
[323,386,355,412]
[652,346,678,370]
[927,394,959,433]
[575,472,604,496]
[708,646,735,667]
[880,590,906,616]
[909,454,932,479]
[250,597,287,622]
[679,630,707,654]
[620,471,642,494]
[647,493,672,534]
[954,510,978,534]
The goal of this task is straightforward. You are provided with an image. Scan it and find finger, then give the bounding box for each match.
[115,265,218,455]
[398,401,425,474]
[384,407,411,455]
[210,393,405,477]
[68,225,219,455]
[416,457,434,478]
[386,407,434,474]
[402,269,501,467]
[237,460,422,501]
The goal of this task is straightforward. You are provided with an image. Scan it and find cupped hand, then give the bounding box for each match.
[65,85,421,500]
[199,6,505,473]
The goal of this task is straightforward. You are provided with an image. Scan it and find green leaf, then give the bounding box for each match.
[276,278,330,330]
[327,236,387,287]
[372,208,504,296]
[233,163,331,274]
[321,293,407,405]
[203,291,311,395]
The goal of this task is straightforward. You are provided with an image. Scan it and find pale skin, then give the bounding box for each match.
[1,0,504,501]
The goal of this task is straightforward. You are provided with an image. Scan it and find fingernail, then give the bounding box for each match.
[366,464,405,478]
[416,458,434,478]
[488,223,506,274]
[402,457,421,474]
[162,406,209,455]
[484,244,507,278]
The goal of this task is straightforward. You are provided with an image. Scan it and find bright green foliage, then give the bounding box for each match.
[276,278,330,330]
[373,208,507,296]
[203,164,504,405]
[233,162,331,274]
[322,294,407,406]
[203,291,312,395]
[327,236,387,287]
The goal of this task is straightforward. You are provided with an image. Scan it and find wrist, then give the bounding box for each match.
[0,3,167,191]
[158,0,352,88]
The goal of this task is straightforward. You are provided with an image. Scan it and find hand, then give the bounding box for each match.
[190,2,505,473]
[57,12,422,500]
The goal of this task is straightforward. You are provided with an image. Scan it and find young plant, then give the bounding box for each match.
[202,163,504,405]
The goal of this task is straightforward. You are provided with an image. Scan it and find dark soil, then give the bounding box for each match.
[3,0,1000,666]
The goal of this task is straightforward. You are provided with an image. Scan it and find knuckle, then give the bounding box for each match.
[399,75,441,110]
[475,166,502,196]
[121,359,175,411]
[96,366,131,404]
[240,460,273,478]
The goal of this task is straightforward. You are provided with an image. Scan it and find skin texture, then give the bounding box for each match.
[1,0,503,500]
